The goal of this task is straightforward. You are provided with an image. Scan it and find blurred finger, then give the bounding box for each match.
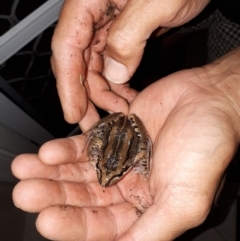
[36,203,140,241]
[38,135,88,165]
[11,154,96,182]
[13,179,124,213]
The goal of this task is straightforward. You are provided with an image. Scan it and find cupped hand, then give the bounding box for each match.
[12,57,240,240]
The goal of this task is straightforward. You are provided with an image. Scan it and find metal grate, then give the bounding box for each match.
[0,0,79,137]
[0,0,48,36]
[0,23,78,138]
[0,24,55,99]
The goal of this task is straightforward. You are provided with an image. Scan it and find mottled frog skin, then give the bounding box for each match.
[87,112,152,187]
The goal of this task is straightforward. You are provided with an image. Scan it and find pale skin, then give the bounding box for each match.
[50,0,210,129]
[12,49,240,240]
[12,0,240,240]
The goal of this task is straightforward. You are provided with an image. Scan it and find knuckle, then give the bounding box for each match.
[107,29,134,58]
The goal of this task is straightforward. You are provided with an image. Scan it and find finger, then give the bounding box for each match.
[51,0,117,123]
[87,23,130,114]
[13,179,124,213]
[78,101,100,132]
[38,135,89,166]
[87,71,130,114]
[36,203,140,241]
[103,0,210,84]
[51,0,94,123]
[12,154,59,180]
[108,81,138,104]
[12,155,152,213]
[11,153,97,183]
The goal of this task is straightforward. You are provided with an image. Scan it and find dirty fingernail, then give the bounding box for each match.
[103,56,129,84]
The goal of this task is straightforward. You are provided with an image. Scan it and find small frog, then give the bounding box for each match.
[87,112,152,187]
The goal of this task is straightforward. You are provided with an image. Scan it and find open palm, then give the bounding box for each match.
[12,66,238,241]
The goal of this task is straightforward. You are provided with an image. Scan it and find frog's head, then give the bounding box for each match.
[96,158,132,187]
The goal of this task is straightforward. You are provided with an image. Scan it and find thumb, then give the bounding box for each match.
[117,189,210,241]
[103,0,209,84]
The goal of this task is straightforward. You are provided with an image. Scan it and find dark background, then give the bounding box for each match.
[0,0,239,240]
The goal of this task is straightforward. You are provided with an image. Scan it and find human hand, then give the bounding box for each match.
[12,47,240,240]
[103,0,211,84]
[12,118,153,240]
[51,0,211,128]
[51,0,138,129]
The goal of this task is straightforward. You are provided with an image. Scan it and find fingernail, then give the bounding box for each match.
[80,75,86,91]
[103,56,129,84]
